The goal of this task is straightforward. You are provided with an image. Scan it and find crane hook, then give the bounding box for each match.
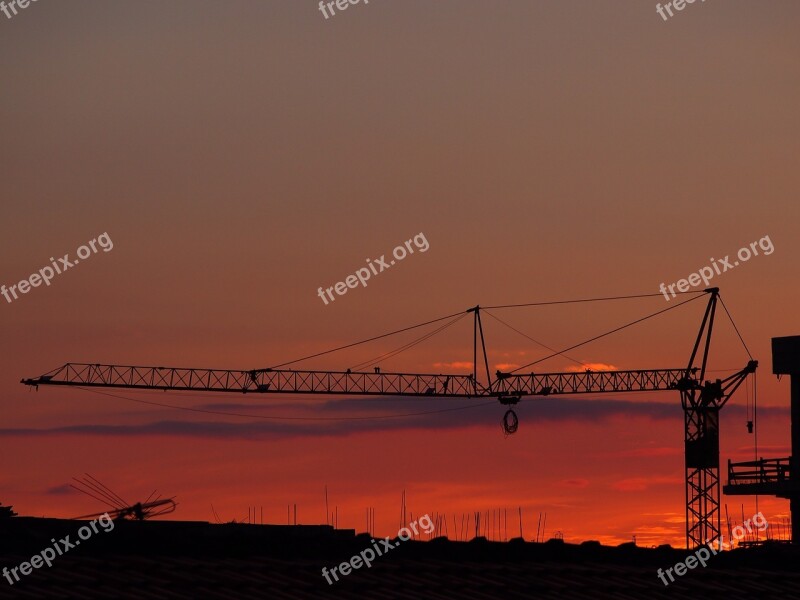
[502,409,519,435]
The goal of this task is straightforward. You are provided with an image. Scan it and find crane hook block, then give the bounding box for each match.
[502,409,519,435]
[498,395,520,406]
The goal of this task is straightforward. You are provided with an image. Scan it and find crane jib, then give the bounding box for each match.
[21,364,699,398]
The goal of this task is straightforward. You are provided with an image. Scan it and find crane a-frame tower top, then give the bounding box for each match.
[22,287,756,549]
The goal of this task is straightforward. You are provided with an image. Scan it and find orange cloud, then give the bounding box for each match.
[610,476,681,492]
[565,363,618,372]
[558,478,590,488]
[432,361,473,371]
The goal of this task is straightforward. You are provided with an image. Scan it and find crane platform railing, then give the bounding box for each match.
[726,457,792,486]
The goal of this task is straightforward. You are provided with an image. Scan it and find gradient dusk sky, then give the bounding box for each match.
[2,1,799,547]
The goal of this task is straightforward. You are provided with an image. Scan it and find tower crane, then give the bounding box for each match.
[21,288,756,549]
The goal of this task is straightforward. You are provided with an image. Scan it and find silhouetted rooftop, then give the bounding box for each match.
[1,517,797,599]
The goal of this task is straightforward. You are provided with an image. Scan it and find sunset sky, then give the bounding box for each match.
[2,1,799,548]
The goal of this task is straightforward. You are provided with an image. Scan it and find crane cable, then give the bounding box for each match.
[266,309,466,369]
[483,291,700,310]
[266,291,703,371]
[716,294,759,524]
[718,296,754,361]
[348,312,468,371]
[482,309,589,370]
[717,293,759,516]
[507,292,707,374]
